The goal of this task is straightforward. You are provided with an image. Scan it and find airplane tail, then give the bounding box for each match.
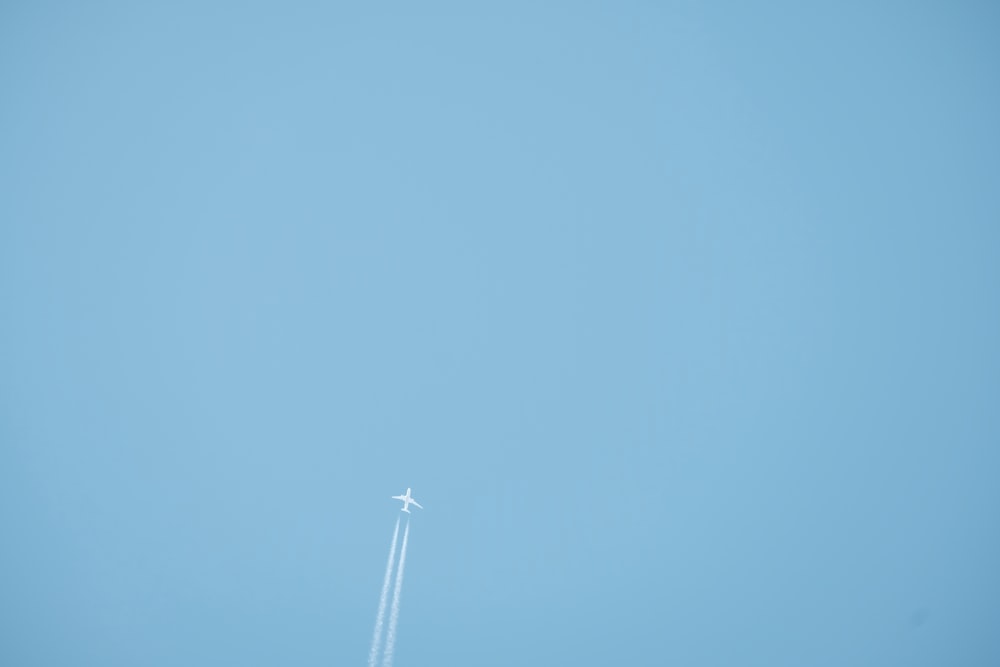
[401,508,410,514]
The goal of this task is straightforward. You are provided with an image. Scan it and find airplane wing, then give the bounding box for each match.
[410,499,423,509]
[391,495,405,501]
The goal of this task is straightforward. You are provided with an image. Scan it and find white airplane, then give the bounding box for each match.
[391,488,423,513]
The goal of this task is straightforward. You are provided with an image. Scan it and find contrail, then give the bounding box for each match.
[381,519,410,667]
[367,517,400,667]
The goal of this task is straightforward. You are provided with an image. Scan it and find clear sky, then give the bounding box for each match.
[2,2,998,665]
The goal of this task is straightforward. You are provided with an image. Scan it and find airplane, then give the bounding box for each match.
[391,488,423,513]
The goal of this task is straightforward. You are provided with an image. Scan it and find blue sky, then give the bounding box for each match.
[2,2,998,665]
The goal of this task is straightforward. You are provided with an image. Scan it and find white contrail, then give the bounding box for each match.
[367,517,400,667]
[381,519,410,667]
